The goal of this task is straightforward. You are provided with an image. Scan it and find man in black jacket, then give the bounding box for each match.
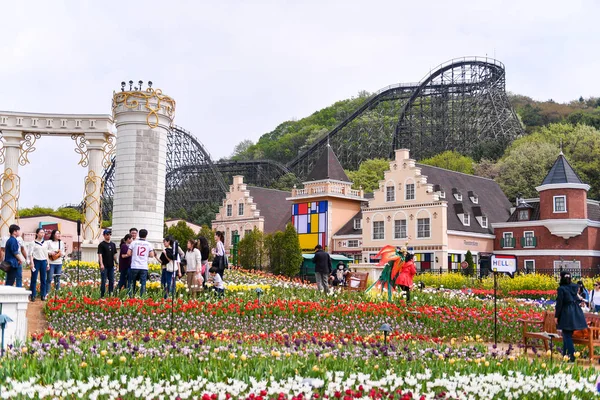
[313,245,332,294]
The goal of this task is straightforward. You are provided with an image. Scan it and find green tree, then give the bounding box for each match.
[231,139,255,159]
[265,231,285,274]
[54,207,84,221]
[165,220,196,246]
[19,206,56,218]
[420,151,475,174]
[271,173,301,191]
[279,223,302,277]
[463,250,475,277]
[238,227,264,270]
[345,158,389,193]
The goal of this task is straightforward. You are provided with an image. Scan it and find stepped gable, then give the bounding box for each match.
[417,164,512,234]
[306,145,350,182]
[247,186,291,233]
[541,153,583,185]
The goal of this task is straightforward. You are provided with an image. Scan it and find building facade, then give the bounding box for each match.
[493,153,600,276]
[361,149,512,272]
[212,175,291,250]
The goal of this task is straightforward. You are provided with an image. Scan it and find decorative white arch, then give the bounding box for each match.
[371,212,385,241]
[415,209,432,239]
[0,111,114,240]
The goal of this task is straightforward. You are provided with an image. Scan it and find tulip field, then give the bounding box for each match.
[1,263,600,399]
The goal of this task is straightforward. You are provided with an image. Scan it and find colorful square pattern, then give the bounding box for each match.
[292,201,328,250]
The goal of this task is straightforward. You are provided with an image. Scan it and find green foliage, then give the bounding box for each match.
[168,202,219,227]
[345,158,389,193]
[271,173,301,191]
[420,151,475,174]
[238,227,264,270]
[165,221,196,246]
[18,205,83,221]
[463,250,475,277]
[264,231,285,274]
[280,223,302,277]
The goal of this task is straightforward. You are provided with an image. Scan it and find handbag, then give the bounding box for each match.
[49,240,62,261]
[0,261,12,273]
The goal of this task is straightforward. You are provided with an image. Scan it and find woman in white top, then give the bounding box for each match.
[185,239,202,296]
[211,231,226,279]
[29,228,48,301]
[590,282,600,313]
[45,229,66,292]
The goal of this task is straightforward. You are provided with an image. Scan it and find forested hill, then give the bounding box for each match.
[230,92,600,164]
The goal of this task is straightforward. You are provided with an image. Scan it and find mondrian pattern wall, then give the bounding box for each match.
[291,201,328,251]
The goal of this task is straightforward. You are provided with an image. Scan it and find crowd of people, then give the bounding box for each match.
[2,223,228,300]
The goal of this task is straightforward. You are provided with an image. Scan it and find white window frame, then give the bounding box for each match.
[502,232,514,248]
[353,219,362,230]
[385,186,395,202]
[553,195,567,213]
[462,213,470,226]
[226,204,233,217]
[372,220,385,240]
[439,191,445,199]
[455,193,462,201]
[347,239,359,248]
[416,217,431,239]
[524,259,535,273]
[480,216,488,228]
[518,209,529,220]
[393,219,407,240]
[405,183,415,200]
[238,203,244,216]
[523,230,535,248]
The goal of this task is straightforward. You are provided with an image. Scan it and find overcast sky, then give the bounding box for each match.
[1,0,598,208]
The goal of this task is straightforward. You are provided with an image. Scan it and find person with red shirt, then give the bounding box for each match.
[395,253,416,303]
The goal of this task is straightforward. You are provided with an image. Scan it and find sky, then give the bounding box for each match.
[1,0,599,208]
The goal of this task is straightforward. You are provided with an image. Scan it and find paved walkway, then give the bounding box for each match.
[21,269,48,334]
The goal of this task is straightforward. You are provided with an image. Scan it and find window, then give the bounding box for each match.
[386,186,395,202]
[524,260,535,273]
[523,231,536,247]
[226,204,232,217]
[373,221,384,240]
[353,254,362,264]
[553,195,566,213]
[348,239,359,248]
[502,232,514,248]
[353,219,362,230]
[471,196,478,204]
[480,216,488,228]
[462,213,470,226]
[238,203,244,216]
[417,218,430,238]
[394,219,407,239]
[518,210,529,221]
[439,191,445,199]
[405,183,415,200]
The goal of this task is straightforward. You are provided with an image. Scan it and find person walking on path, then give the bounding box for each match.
[185,239,202,296]
[4,224,26,288]
[211,231,226,279]
[45,229,65,292]
[29,228,48,301]
[127,229,155,298]
[313,245,332,294]
[395,252,417,303]
[117,234,133,291]
[98,229,118,298]
[555,271,588,362]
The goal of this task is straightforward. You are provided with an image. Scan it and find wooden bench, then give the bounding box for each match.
[345,272,369,292]
[520,311,600,361]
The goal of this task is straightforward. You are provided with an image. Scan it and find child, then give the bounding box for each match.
[209,266,225,296]
[330,262,348,287]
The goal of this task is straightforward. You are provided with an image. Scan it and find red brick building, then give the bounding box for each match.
[492,152,600,276]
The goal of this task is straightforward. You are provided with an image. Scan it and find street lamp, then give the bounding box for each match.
[0,313,13,357]
[379,323,392,346]
[255,287,263,303]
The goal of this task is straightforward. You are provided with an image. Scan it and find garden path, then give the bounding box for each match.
[22,269,49,334]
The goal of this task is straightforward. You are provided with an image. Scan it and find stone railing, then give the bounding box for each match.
[292,184,365,198]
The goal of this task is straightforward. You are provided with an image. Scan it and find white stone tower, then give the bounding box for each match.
[111,81,175,247]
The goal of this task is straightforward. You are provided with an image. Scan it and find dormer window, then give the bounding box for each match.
[452,188,462,201]
[353,219,362,230]
[463,213,470,226]
[471,196,478,204]
[386,185,395,202]
[480,216,488,228]
[439,191,445,199]
[553,195,567,213]
[518,210,529,221]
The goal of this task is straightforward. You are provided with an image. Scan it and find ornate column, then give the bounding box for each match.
[0,131,26,237]
[111,82,175,248]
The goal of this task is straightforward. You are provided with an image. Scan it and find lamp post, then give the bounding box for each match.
[0,307,13,357]
[379,323,391,346]
[255,287,263,303]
